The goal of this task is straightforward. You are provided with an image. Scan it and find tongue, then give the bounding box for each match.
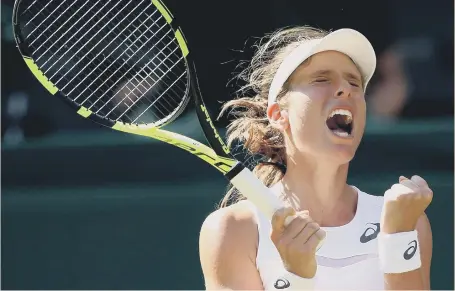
[335,115,346,125]
[326,117,338,130]
[326,116,345,130]
[326,115,348,134]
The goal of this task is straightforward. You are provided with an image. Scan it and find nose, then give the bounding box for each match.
[335,80,351,98]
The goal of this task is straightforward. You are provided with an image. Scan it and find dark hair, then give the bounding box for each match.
[218,26,329,208]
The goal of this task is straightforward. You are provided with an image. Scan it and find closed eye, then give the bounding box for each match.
[349,81,361,87]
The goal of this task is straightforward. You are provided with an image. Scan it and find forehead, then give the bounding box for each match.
[292,50,362,79]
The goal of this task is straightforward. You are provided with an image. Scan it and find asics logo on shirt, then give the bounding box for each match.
[274,278,290,289]
[360,223,380,243]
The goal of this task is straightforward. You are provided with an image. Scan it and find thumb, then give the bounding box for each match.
[399,175,408,183]
[271,206,295,232]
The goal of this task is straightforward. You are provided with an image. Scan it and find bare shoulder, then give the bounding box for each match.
[199,200,263,289]
[199,200,258,253]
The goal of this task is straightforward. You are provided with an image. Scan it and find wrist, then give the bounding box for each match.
[381,223,416,234]
[378,230,421,274]
[270,271,315,290]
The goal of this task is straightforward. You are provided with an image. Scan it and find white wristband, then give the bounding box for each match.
[269,271,315,290]
[378,230,421,274]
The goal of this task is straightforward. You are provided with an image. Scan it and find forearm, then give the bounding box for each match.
[383,269,427,290]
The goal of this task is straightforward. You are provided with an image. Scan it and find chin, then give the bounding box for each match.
[333,145,357,164]
[322,129,361,163]
[318,143,358,165]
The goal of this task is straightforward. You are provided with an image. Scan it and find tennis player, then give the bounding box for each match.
[199,26,433,290]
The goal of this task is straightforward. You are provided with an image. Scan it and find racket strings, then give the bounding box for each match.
[20,0,190,126]
[60,7,162,93]
[46,1,130,77]
[23,1,158,121]
[33,0,109,63]
[81,2,186,123]
[25,0,69,41]
[21,0,39,15]
[23,0,56,28]
[80,17,182,110]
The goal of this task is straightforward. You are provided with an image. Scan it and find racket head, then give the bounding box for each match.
[12,0,193,130]
[12,0,287,220]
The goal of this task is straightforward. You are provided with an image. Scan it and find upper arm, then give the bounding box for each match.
[199,203,264,290]
[416,213,433,290]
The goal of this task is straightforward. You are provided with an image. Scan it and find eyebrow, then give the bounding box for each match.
[310,69,362,83]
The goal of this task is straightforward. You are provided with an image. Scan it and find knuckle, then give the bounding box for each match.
[307,221,320,230]
[297,211,310,219]
[271,221,282,232]
[272,207,292,221]
[270,232,282,244]
[299,210,310,216]
[295,214,311,224]
[271,212,281,226]
[317,229,327,240]
[313,221,321,228]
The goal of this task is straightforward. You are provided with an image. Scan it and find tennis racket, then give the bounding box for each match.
[12,0,285,221]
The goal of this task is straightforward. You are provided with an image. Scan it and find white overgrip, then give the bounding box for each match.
[229,167,285,221]
[229,167,325,250]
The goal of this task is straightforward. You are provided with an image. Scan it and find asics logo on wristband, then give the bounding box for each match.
[403,240,418,260]
[360,223,380,243]
[274,278,290,289]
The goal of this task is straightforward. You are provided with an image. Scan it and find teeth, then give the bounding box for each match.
[328,109,353,123]
[332,130,350,138]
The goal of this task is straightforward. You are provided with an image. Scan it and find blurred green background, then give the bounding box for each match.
[2,118,453,289]
[2,0,453,289]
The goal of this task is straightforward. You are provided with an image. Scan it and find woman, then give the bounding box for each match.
[199,26,433,290]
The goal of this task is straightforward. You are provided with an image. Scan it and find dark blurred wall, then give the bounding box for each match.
[2,0,453,136]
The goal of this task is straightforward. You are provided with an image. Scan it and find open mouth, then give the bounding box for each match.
[326,109,353,138]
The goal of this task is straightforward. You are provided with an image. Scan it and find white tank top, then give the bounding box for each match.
[245,186,385,290]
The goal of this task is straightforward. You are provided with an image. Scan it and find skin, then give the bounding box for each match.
[268,51,365,226]
[199,50,432,290]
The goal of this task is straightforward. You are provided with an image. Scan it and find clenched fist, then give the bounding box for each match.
[270,207,326,279]
[381,175,433,234]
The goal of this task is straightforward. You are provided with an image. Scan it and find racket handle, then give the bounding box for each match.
[228,166,325,250]
[229,166,285,221]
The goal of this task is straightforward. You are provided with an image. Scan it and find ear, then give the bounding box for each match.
[267,102,289,131]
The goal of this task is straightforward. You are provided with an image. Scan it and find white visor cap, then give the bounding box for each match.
[268,28,377,105]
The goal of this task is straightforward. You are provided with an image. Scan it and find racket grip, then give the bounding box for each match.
[229,166,325,250]
[228,166,285,221]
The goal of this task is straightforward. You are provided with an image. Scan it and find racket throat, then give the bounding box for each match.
[224,161,245,181]
[192,82,231,158]
[197,104,230,154]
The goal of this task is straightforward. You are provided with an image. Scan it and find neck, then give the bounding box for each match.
[280,154,355,226]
